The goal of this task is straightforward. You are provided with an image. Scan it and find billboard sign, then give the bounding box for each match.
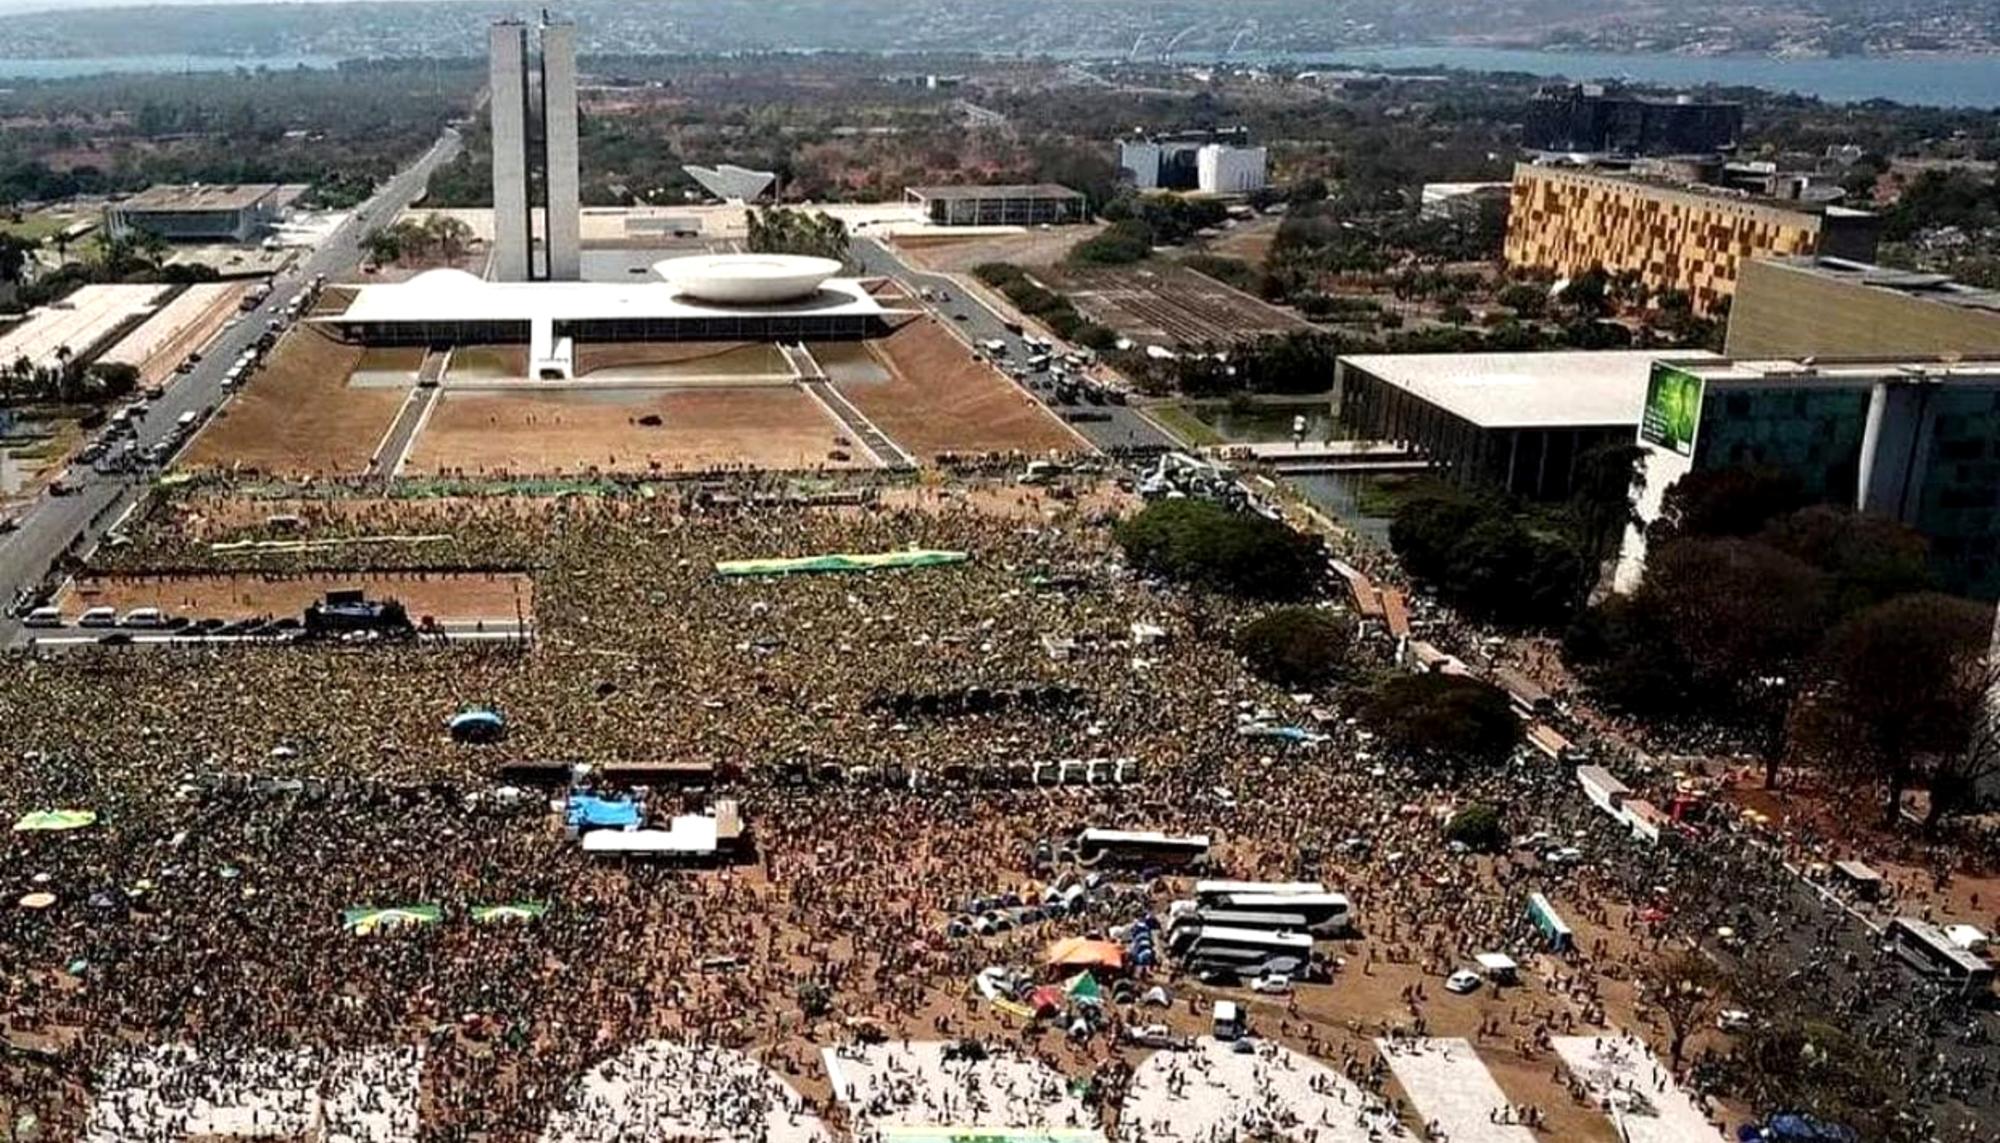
[1640,363,1704,456]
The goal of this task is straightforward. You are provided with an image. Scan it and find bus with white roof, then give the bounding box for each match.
[1074,828,1211,870]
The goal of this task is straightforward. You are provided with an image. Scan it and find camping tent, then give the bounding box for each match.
[1044,937,1125,971]
[1063,971,1104,1005]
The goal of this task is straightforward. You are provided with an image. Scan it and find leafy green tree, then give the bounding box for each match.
[1360,673,1521,774]
[1390,485,1588,626]
[1444,803,1506,852]
[1760,506,1933,615]
[1115,499,1323,601]
[1647,466,1807,547]
[1233,607,1353,688]
[1793,593,1991,827]
[1069,219,1153,265]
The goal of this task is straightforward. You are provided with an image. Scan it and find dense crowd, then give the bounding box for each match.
[2,473,1995,1140]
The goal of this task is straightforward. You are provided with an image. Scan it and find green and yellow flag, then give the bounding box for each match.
[341,905,442,935]
[715,549,969,577]
[12,810,97,833]
[471,902,549,923]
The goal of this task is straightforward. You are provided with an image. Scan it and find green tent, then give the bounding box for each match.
[471,902,549,923]
[714,549,969,577]
[1062,971,1103,1005]
[12,810,97,833]
[341,904,443,935]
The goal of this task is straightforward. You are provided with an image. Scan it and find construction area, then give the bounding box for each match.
[1053,263,1310,346]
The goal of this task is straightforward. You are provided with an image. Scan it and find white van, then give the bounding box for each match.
[23,606,64,628]
[1212,999,1244,1041]
[78,606,118,627]
[120,607,166,628]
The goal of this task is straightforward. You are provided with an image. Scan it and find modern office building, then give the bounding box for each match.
[903,184,1088,227]
[1118,128,1265,194]
[1619,356,2000,599]
[1523,83,1742,156]
[1334,349,1716,500]
[104,184,295,243]
[1504,163,1881,317]
[684,164,779,202]
[1726,256,2000,358]
[489,17,580,282]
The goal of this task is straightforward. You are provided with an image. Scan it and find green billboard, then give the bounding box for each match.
[1640,364,1704,456]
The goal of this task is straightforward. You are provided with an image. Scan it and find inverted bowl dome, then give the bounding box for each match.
[653,254,842,304]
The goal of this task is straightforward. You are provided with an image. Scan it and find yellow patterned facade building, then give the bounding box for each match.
[1503,163,1880,316]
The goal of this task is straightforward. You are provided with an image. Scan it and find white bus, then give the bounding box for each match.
[1074,828,1210,870]
[1168,908,1310,936]
[1194,880,1327,906]
[1169,924,1314,970]
[1888,917,1995,995]
[1213,892,1352,936]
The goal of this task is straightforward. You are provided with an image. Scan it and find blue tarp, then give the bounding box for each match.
[1741,1116,1859,1143]
[566,794,640,831]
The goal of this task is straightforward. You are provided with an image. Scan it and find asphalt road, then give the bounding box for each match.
[848,236,1177,454]
[0,127,463,646]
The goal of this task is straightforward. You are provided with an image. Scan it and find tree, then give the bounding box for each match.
[1390,485,1588,626]
[1360,674,1521,774]
[1637,539,1830,785]
[1795,593,1992,826]
[1114,499,1323,601]
[86,360,140,399]
[1761,506,1933,615]
[1069,219,1153,265]
[1560,265,1611,317]
[0,232,30,284]
[745,206,849,265]
[1638,949,1726,1072]
[1444,803,1505,852]
[1647,466,1806,547]
[1233,607,1353,689]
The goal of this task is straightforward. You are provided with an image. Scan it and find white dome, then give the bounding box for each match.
[405,268,486,291]
[653,254,841,304]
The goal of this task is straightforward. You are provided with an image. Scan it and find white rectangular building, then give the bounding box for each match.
[1197,144,1268,194]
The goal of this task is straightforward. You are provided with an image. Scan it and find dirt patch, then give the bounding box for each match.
[839,318,1082,461]
[572,342,791,379]
[59,571,534,622]
[893,226,1102,274]
[403,386,862,476]
[180,327,408,477]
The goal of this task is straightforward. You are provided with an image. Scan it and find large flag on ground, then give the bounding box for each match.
[342,905,443,935]
[714,549,969,577]
[12,810,97,833]
[471,902,549,923]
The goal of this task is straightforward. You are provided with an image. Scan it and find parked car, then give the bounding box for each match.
[1249,974,1293,995]
[1445,970,1483,995]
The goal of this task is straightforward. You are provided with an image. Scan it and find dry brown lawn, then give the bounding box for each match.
[180,327,408,477]
[60,571,534,622]
[403,386,862,476]
[840,319,1083,460]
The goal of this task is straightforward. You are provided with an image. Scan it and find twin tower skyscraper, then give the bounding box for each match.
[488,16,580,281]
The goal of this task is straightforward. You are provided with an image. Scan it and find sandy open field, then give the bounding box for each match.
[403,386,861,476]
[180,327,410,477]
[59,570,534,621]
[894,226,1103,274]
[838,318,1083,460]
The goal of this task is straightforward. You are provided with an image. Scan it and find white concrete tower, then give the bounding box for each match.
[539,19,581,281]
[487,21,532,282]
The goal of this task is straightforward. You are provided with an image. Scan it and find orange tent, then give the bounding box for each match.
[1043,937,1125,970]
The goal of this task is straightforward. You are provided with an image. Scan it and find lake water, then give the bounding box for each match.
[0,54,339,79]
[1189,401,1342,444]
[1230,46,2000,109]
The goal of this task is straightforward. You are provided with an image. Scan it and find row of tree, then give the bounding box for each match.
[744,206,850,266]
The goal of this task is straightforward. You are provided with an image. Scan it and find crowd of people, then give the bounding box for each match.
[2,470,1996,1140]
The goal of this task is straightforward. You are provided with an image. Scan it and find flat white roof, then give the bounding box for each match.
[324,269,905,326]
[1339,349,1719,430]
[0,284,169,371]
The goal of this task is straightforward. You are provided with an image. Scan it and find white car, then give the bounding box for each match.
[1445,970,1482,995]
[1249,973,1293,995]
[1717,1009,1753,1032]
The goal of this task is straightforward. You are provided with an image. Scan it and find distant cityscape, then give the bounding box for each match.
[1,0,1997,62]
